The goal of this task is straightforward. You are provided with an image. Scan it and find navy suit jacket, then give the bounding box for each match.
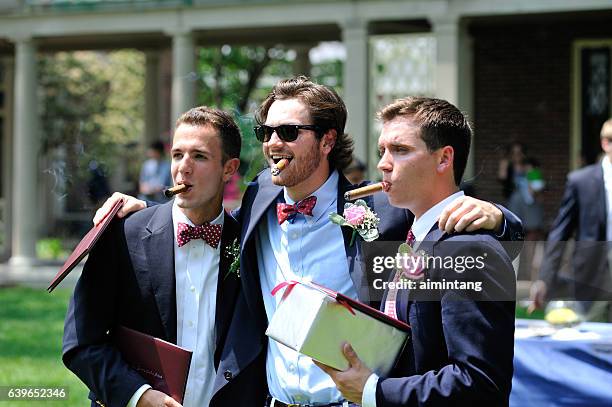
[62,201,241,407]
[377,227,516,407]
[209,170,524,406]
[539,163,612,300]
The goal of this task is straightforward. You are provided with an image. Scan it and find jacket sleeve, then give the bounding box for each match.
[62,221,147,407]
[494,204,525,261]
[538,177,579,287]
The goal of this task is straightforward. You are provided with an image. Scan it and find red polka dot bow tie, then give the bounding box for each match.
[276,196,317,224]
[177,222,222,248]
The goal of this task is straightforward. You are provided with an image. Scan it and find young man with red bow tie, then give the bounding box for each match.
[62,107,241,407]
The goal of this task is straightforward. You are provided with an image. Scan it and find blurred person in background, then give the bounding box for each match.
[139,140,172,202]
[343,157,367,185]
[498,141,527,202]
[508,158,546,281]
[530,119,612,321]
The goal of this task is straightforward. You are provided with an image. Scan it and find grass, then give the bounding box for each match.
[0,286,89,407]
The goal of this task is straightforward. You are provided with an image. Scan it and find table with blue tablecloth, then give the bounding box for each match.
[512,319,612,406]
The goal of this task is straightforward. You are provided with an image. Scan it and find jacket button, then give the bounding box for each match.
[223,370,233,381]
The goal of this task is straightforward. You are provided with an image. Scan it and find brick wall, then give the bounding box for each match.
[471,18,612,229]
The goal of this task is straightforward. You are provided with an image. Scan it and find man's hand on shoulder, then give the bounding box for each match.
[438,196,503,234]
[136,389,182,407]
[93,192,147,226]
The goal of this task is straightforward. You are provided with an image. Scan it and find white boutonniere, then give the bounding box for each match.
[329,199,380,246]
[223,238,240,279]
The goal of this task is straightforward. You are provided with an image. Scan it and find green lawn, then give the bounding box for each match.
[0,286,88,406]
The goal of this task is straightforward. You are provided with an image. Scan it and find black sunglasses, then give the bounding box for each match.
[253,124,323,143]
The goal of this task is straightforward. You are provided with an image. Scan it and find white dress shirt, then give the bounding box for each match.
[257,170,358,404]
[128,204,223,407]
[601,157,612,241]
[361,191,465,407]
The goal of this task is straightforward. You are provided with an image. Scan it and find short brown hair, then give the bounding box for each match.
[601,118,612,139]
[378,97,472,185]
[176,106,241,162]
[255,76,353,170]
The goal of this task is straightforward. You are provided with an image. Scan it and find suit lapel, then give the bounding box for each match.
[243,173,282,245]
[338,174,371,301]
[142,202,177,343]
[214,212,241,366]
[404,225,445,304]
[240,173,282,319]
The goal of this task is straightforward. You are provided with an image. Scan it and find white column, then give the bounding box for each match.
[1,57,14,261]
[292,44,312,77]
[433,17,460,105]
[432,17,475,180]
[171,31,196,126]
[10,37,39,265]
[144,51,161,146]
[342,19,370,172]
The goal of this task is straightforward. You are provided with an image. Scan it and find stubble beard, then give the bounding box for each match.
[272,140,322,188]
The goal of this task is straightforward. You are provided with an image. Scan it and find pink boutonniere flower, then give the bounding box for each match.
[397,243,426,280]
[329,199,380,246]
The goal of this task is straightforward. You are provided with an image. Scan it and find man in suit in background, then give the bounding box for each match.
[317,97,516,406]
[530,118,612,321]
[62,107,241,407]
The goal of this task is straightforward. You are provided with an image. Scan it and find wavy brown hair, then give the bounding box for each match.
[255,76,354,170]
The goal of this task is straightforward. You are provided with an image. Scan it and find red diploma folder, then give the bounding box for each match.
[47,199,124,292]
[114,326,192,404]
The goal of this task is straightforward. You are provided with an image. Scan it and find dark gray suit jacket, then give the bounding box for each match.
[539,163,612,301]
[377,226,516,406]
[62,201,241,407]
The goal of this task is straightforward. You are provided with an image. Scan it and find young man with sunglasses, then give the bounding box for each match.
[94,77,523,406]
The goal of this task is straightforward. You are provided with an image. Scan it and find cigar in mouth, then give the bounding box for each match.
[271,158,290,176]
[164,184,189,198]
[343,182,388,201]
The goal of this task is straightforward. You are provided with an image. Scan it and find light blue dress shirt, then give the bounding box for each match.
[257,170,358,404]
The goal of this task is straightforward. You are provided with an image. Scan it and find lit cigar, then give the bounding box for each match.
[164,184,189,198]
[271,158,289,176]
[344,182,387,201]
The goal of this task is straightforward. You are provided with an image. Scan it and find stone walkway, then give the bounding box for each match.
[0,261,82,290]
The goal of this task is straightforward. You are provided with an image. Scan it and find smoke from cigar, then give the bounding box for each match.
[343,182,387,201]
[164,184,189,198]
[271,158,289,176]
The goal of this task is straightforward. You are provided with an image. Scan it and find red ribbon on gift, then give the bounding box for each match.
[271,280,356,316]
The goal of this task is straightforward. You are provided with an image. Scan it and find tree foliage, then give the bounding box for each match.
[39,50,144,211]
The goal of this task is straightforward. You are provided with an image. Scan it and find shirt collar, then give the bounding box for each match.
[602,156,612,178]
[172,201,224,233]
[283,170,339,223]
[411,190,465,243]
